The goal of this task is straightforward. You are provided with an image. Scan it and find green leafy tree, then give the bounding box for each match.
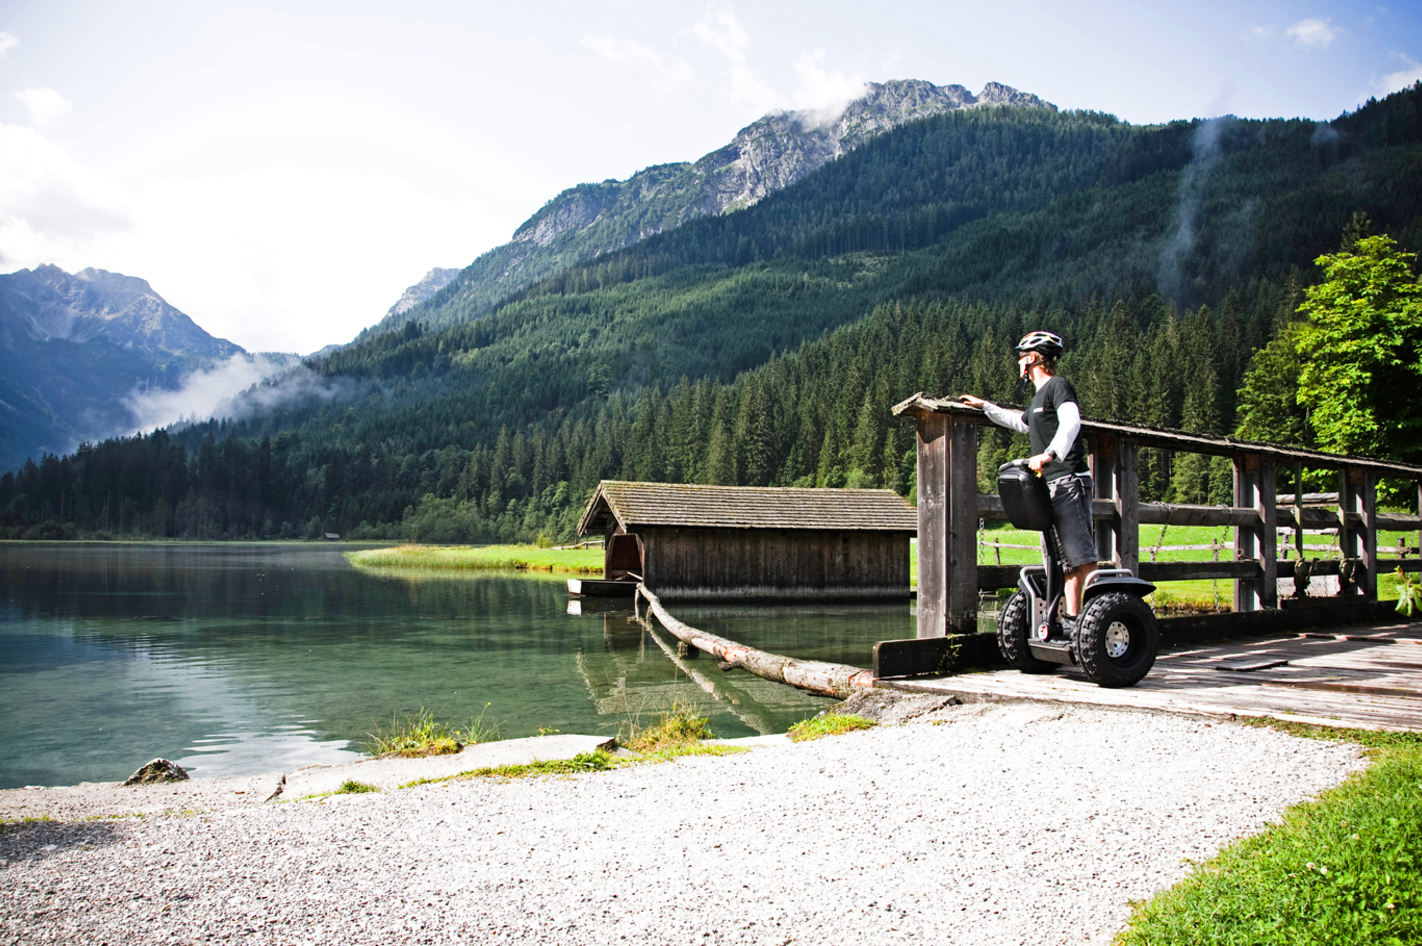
[1296,234,1422,462]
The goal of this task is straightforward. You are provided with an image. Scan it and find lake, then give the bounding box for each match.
[0,543,916,789]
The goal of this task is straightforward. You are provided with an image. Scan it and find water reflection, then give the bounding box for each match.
[2,544,910,788]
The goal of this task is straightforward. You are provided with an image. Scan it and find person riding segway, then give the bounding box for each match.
[962,331,1159,687]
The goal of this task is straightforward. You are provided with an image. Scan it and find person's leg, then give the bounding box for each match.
[1049,474,1098,618]
[1064,562,1098,617]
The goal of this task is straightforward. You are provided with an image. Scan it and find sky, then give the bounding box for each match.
[1,0,1418,355]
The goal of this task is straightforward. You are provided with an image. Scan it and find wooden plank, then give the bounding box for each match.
[1140,561,1260,581]
[1137,503,1262,527]
[873,634,1002,678]
[893,394,1422,478]
[974,498,1420,532]
[916,411,948,638]
[1234,454,1277,612]
[1092,435,1117,563]
[1348,468,1378,600]
[1117,439,1141,574]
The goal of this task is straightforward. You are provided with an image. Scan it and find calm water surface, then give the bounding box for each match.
[0,543,914,788]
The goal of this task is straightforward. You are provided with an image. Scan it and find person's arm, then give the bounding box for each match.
[959,395,1028,434]
[1045,400,1081,462]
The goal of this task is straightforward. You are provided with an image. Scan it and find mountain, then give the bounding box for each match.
[0,265,239,359]
[385,267,461,319]
[361,80,1053,337]
[7,83,1422,543]
[0,265,244,471]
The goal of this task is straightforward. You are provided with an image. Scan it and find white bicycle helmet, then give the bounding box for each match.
[1013,331,1064,359]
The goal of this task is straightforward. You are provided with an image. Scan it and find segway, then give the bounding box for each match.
[995,459,1159,688]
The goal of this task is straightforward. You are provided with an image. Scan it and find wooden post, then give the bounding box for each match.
[916,411,948,638]
[1233,454,1277,612]
[946,414,979,635]
[913,410,978,638]
[1292,462,1306,562]
[1114,439,1140,574]
[1341,467,1378,600]
[1092,435,1117,563]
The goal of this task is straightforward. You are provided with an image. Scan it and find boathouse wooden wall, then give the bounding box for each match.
[638,526,911,601]
[577,482,918,602]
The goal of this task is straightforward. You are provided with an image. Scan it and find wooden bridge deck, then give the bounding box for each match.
[880,619,1422,732]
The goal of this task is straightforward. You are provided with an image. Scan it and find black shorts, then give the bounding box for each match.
[1044,473,1098,570]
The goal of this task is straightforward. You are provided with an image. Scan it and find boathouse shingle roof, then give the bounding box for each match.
[577,481,918,535]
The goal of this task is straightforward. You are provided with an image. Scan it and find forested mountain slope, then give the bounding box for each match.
[360,80,1050,338]
[4,84,1420,542]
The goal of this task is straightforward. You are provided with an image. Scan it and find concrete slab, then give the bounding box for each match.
[0,771,286,823]
[280,734,618,798]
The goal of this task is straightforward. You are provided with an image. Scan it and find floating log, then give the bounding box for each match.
[635,584,875,699]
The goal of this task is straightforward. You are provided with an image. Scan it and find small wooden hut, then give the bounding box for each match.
[575,481,917,601]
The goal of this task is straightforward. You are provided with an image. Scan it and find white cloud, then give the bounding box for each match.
[792,50,867,118]
[1379,53,1422,95]
[0,123,134,269]
[693,3,778,110]
[15,87,74,126]
[101,166,497,353]
[1286,18,1338,49]
[580,34,694,92]
[0,32,18,56]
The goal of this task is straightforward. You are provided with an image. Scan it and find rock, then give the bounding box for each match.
[825,690,958,725]
[123,759,190,786]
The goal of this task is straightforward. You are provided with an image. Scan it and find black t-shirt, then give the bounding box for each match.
[1026,376,1089,482]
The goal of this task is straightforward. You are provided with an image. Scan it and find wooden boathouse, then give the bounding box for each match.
[576,481,917,601]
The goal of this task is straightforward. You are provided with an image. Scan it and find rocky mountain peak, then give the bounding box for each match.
[511,80,1054,251]
[369,79,1053,339]
[386,267,461,318]
[0,264,238,358]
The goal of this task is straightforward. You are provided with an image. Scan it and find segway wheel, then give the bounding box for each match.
[996,590,1056,674]
[1075,592,1158,688]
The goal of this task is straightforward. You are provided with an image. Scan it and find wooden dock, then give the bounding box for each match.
[880,618,1422,732]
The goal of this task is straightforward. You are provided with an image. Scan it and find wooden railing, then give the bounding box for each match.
[894,394,1422,639]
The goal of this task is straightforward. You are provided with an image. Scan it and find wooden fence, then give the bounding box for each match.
[894,394,1422,639]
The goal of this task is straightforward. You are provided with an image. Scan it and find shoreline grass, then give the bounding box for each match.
[622,702,715,753]
[365,706,499,757]
[1115,722,1422,945]
[346,543,603,574]
[788,713,877,742]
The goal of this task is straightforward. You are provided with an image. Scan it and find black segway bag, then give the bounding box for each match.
[997,461,1054,532]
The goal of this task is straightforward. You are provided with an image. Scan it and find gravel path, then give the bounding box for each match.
[0,701,1363,946]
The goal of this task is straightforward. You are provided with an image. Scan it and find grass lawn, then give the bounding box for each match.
[1115,723,1422,946]
[910,525,1415,611]
[346,544,603,574]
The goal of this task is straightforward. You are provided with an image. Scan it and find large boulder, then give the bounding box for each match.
[123,758,190,786]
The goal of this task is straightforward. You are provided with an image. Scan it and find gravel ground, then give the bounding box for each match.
[0,701,1364,946]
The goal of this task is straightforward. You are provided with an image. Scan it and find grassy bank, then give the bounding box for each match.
[942,525,1416,611]
[346,543,603,574]
[1115,723,1422,946]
